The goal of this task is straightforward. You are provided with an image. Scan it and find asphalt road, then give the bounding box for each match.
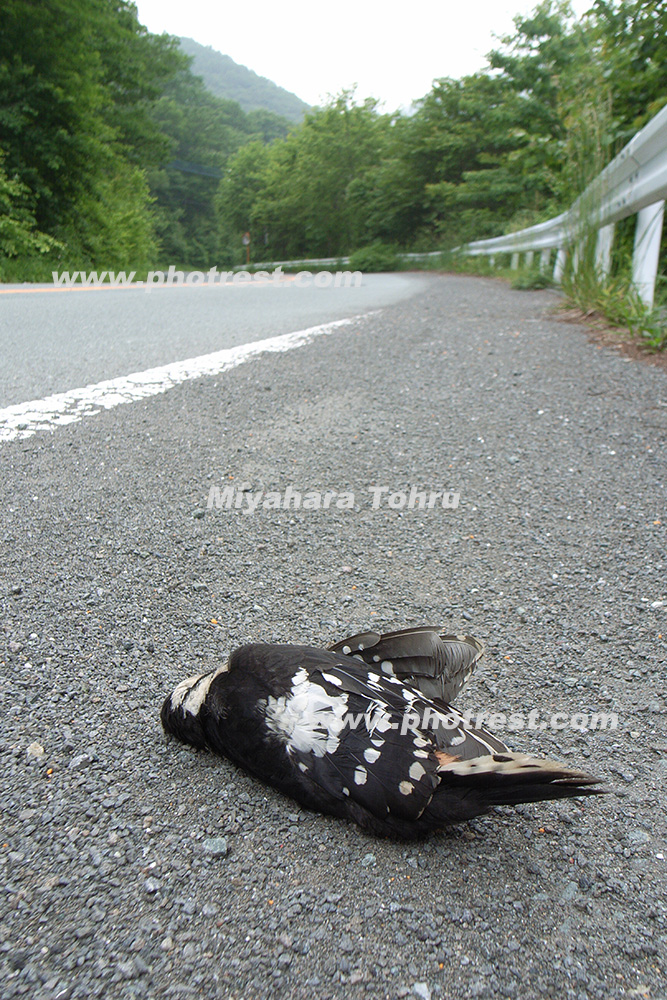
[0,274,425,407]
[1,273,666,1000]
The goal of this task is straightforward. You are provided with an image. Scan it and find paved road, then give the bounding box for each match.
[0,273,425,407]
[1,274,666,1000]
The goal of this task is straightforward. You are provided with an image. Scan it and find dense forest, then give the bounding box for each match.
[0,0,665,280]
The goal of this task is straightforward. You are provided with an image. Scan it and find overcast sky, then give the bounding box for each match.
[134,0,594,111]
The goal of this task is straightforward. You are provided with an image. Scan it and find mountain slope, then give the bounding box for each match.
[179,37,309,122]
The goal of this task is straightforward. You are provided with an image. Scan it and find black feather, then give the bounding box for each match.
[328,626,484,702]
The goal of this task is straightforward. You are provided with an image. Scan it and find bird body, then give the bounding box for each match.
[161,627,602,837]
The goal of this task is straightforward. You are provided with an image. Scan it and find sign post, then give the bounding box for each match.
[242,231,251,266]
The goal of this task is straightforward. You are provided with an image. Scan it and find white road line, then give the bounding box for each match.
[0,315,363,444]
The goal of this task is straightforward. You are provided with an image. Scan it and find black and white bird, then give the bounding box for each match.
[161,626,602,837]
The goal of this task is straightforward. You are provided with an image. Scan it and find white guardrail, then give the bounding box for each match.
[249,253,443,269]
[464,102,667,307]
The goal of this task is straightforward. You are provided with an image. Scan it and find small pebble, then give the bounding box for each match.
[202,837,229,857]
[413,983,432,1000]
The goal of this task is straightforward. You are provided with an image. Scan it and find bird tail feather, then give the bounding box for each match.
[436,751,605,807]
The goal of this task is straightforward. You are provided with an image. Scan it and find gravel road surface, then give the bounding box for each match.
[1,274,666,1000]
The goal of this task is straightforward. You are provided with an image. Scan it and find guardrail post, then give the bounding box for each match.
[632,200,664,308]
[540,249,551,272]
[525,251,534,268]
[511,253,520,269]
[553,248,567,283]
[595,224,615,278]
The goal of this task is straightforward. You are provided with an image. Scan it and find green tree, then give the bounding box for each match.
[408,73,529,245]
[407,1,599,242]
[0,0,113,236]
[589,0,667,139]
[244,92,385,258]
[0,152,61,276]
[0,0,181,271]
[215,141,272,262]
[346,115,426,247]
[480,1,585,221]
[245,109,293,143]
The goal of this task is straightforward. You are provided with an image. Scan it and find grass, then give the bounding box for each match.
[510,267,553,290]
[568,281,666,352]
[560,252,666,352]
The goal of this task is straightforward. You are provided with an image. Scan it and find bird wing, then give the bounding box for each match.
[284,657,507,823]
[328,626,484,702]
[316,659,508,757]
[286,668,440,822]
